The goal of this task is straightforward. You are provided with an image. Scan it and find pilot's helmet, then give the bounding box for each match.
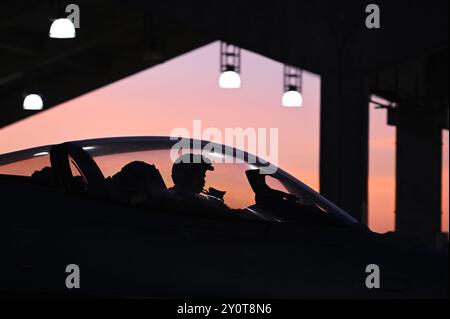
[113,160,165,193]
[171,153,214,187]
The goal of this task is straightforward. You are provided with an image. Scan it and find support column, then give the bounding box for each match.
[389,51,448,245]
[320,70,370,224]
[389,106,442,244]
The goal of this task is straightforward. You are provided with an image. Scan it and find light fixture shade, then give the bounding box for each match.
[23,94,43,110]
[49,18,76,38]
[282,90,303,107]
[219,70,241,89]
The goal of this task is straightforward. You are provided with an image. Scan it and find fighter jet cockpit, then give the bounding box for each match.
[0,137,357,228]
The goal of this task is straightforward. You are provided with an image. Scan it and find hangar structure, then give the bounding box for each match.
[0,0,448,245]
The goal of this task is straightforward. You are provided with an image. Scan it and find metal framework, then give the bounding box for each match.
[220,42,241,73]
[283,65,302,92]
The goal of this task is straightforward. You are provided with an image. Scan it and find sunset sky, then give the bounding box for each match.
[0,41,448,234]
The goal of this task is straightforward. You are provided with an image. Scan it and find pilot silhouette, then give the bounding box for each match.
[170,153,214,195]
[109,160,166,202]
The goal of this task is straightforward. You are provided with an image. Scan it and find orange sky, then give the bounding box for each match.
[0,41,448,234]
